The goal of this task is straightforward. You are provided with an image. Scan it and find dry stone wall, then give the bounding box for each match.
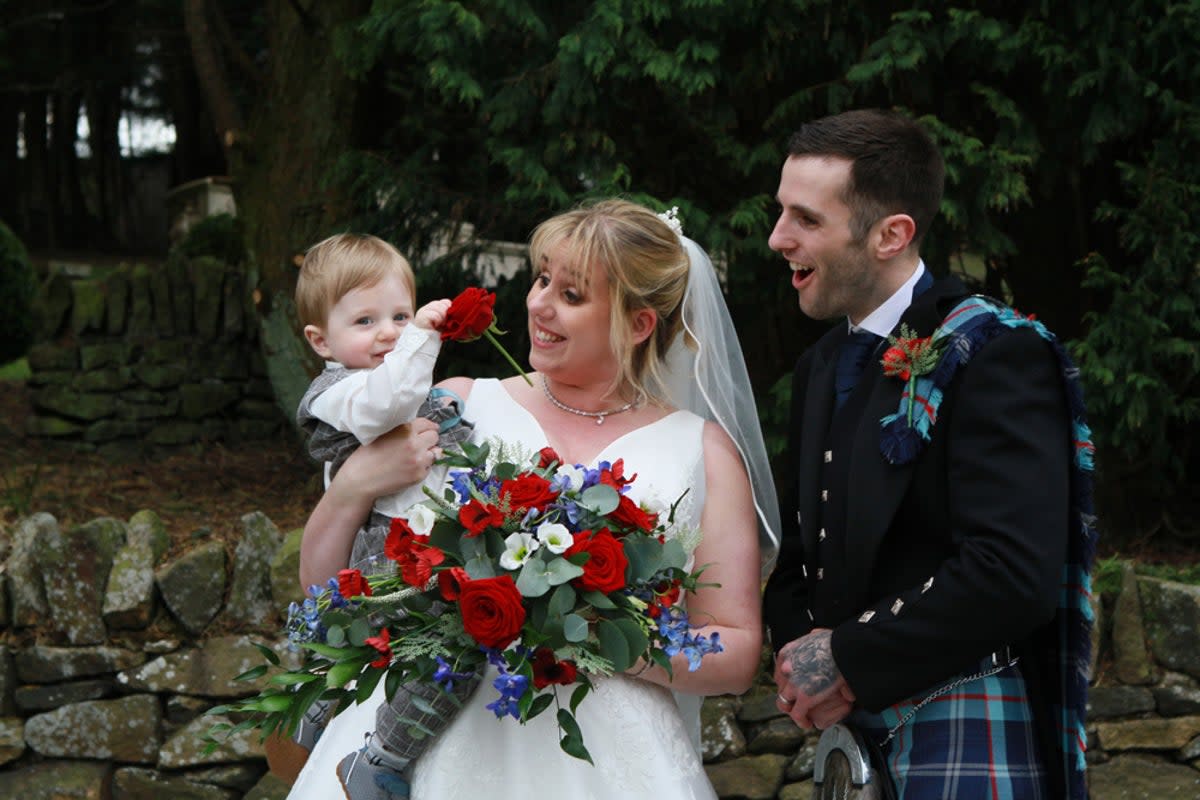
[26,254,286,449]
[0,508,1197,799]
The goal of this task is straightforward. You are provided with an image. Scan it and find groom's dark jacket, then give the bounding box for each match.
[763,275,1070,732]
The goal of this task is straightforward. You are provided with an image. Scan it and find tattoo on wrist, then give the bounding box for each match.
[788,631,836,695]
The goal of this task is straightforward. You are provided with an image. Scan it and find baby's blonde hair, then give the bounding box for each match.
[294,233,415,327]
[529,199,689,404]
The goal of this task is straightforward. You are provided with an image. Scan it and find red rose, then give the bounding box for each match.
[438,566,471,601]
[500,472,559,512]
[565,528,628,594]
[609,493,658,533]
[385,523,445,586]
[459,499,504,537]
[537,447,561,469]
[337,568,371,599]
[531,647,579,689]
[441,287,496,342]
[458,575,526,650]
[366,627,391,668]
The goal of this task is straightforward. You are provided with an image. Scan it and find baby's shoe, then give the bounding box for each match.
[294,699,333,752]
[336,734,411,800]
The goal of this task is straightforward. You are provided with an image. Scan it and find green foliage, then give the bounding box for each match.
[1072,112,1200,506]
[314,0,1200,536]
[172,214,247,265]
[0,220,36,365]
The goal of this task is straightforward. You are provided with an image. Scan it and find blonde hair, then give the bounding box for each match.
[529,199,689,404]
[294,233,416,327]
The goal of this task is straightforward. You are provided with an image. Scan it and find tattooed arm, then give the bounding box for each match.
[773,628,856,729]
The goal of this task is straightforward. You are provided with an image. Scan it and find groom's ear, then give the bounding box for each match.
[629,308,657,345]
[304,324,333,359]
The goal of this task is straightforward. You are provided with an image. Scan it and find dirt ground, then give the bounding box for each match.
[0,380,323,557]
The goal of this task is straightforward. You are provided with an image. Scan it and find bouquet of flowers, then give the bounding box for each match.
[209,441,721,763]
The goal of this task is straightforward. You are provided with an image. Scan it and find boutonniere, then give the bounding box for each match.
[880,324,945,424]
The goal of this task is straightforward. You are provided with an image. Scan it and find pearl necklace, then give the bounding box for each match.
[541,376,640,425]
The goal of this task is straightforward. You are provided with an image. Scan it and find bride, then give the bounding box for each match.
[290,199,779,799]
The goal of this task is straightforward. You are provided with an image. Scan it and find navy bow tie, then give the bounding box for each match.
[834,330,882,409]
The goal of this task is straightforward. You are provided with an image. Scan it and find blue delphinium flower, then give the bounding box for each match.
[433,656,476,693]
[285,596,327,648]
[486,672,529,720]
[655,606,723,671]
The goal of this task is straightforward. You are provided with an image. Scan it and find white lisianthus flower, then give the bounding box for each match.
[404,504,437,537]
[554,464,586,492]
[536,521,573,554]
[499,531,541,570]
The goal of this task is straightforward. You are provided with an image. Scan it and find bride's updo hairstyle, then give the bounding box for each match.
[529,199,689,405]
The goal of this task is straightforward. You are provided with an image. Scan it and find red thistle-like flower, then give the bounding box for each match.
[337,568,371,599]
[385,520,445,586]
[365,627,391,668]
[459,499,505,537]
[531,647,579,689]
[881,345,912,381]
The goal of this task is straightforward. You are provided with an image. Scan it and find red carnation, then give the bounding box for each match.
[337,568,371,599]
[458,575,526,650]
[566,528,628,594]
[599,459,636,489]
[366,627,391,668]
[438,566,471,601]
[531,647,579,689]
[459,499,504,537]
[385,523,445,586]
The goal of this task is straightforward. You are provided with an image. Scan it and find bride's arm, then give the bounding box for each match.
[299,418,440,589]
[632,421,763,696]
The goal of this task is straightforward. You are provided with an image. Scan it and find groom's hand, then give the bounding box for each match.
[773,628,855,730]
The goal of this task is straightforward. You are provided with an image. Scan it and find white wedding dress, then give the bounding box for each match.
[290,378,718,800]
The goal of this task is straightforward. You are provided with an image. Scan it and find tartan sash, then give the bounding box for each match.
[876,296,1097,800]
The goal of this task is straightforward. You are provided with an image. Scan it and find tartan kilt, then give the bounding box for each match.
[849,659,1048,800]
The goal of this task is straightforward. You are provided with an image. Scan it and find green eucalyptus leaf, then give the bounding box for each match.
[348,617,373,646]
[544,556,585,586]
[515,559,551,597]
[563,613,589,643]
[579,484,619,515]
[596,618,632,670]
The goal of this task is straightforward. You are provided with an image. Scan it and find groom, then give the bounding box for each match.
[762,109,1093,799]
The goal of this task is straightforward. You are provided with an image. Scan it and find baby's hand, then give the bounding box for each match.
[413,298,452,330]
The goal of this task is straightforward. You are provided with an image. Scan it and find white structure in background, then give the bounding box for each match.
[166,176,237,244]
[422,221,528,287]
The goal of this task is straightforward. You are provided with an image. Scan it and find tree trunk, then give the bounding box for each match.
[183,0,369,423]
[0,96,19,227]
[238,0,370,421]
[21,93,50,247]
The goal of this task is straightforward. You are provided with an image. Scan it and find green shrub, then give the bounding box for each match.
[173,213,247,265]
[0,220,36,364]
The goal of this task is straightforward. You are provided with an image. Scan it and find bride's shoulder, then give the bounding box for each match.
[437,375,476,400]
